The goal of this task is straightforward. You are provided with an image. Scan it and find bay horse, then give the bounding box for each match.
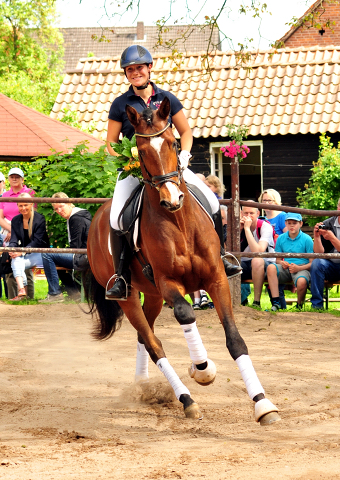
[85,97,280,425]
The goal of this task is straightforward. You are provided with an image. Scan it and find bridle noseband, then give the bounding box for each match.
[135,122,183,190]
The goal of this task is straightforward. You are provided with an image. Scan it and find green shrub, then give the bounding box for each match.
[24,142,118,247]
[296,133,340,226]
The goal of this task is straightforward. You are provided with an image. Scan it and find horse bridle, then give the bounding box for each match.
[135,122,183,190]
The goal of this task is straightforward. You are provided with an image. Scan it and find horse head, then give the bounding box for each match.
[126,97,184,212]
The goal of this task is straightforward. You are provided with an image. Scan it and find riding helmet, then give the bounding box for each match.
[120,45,153,69]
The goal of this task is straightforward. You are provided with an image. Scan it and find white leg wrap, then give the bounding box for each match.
[183,168,220,213]
[157,357,190,400]
[181,322,207,365]
[135,342,149,382]
[110,173,140,230]
[235,354,265,400]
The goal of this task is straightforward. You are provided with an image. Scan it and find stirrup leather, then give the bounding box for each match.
[105,274,131,301]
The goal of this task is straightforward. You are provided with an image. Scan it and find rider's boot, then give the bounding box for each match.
[106,228,131,300]
[212,210,242,279]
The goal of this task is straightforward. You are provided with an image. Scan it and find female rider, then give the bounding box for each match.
[106,45,241,299]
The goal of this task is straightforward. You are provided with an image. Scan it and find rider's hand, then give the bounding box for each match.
[178,150,192,170]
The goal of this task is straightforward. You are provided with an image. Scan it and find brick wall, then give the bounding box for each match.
[284,1,340,48]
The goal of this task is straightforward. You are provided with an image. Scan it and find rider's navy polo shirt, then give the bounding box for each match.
[108,82,183,140]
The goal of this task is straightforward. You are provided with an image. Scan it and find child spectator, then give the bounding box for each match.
[266,213,313,311]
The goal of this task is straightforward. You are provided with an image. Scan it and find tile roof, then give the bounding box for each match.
[61,24,221,73]
[50,45,340,140]
[0,94,104,158]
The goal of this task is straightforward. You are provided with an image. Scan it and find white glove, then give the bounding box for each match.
[178,150,192,170]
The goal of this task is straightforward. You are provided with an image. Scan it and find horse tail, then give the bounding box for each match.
[82,269,124,341]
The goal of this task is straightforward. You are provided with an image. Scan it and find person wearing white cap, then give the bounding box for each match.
[0,168,35,299]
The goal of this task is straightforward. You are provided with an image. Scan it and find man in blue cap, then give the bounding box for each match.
[266,212,313,311]
[310,199,340,309]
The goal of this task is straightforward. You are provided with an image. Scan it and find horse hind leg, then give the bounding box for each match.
[121,291,202,419]
[135,294,163,383]
[165,289,217,386]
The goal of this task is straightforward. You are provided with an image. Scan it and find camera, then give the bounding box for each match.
[318,224,330,230]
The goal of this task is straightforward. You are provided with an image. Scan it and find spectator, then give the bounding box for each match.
[205,175,225,199]
[41,193,92,303]
[8,193,49,301]
[310,198,340,309]
[240,202,275,309]
[0,168,35,299]
[258,189,287,235]
[266,213,313,311]
[0,172,7,298]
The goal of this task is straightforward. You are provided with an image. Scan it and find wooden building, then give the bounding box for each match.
[51,46,340,206]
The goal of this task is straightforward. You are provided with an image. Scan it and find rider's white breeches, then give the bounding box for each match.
[109,169,220,231]
[110,173,140,230]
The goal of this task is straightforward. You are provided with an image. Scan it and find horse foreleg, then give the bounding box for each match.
[120,290,201,419]
[208,278,280,425]
[162,284,216,386]
[134,294,163,383]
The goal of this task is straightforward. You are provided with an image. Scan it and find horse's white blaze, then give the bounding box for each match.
[165,181,182,205]
[150,137,165,170]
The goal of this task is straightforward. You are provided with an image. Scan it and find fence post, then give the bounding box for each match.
[229,155,241,306]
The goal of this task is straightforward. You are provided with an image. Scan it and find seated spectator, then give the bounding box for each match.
[266,213,313,311]
[240,203,275,309]
[41,192,92,303]
[0,167,35,299]
[8,193,49,301]
[205,175,225,199]
[258,189,287,235]
[310,198,340,309]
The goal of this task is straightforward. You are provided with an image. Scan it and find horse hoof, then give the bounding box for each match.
[255,398,279,423]
[134,375,149,384]
[259,411,281,426]
[188,359,216,386]
[184,402,203,420]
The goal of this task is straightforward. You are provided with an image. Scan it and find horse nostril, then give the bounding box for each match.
[160,200,172,209]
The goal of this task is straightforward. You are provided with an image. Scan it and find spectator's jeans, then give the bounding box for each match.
[42,253,74,295]
[310,258,340,308]
[11,253,43,287]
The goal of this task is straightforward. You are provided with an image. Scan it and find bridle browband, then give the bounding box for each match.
[135,122,183,190]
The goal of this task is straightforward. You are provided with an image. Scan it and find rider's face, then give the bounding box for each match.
[125,64,152,88]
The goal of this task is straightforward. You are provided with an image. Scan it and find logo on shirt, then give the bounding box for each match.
[152,101,162,108]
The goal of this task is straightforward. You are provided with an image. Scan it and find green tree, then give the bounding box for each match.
[0,0,64,114]
[296,133,340,226]
[23,143,118,247]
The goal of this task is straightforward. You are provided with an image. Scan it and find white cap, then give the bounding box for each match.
[8,167,24,178]
[0,173,5,182]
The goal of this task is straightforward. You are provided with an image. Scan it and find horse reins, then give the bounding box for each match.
[135,122,183,190]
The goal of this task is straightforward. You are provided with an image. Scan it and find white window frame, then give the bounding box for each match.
[209,140,264,196]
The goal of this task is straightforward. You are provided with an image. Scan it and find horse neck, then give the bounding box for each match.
[144,181,192,231]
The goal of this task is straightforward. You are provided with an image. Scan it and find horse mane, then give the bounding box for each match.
[141,107,154,125]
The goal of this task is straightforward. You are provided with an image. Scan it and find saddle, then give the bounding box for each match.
[117,182,213,251]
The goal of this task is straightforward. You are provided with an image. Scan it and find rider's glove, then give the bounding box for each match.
[178,150,192,170]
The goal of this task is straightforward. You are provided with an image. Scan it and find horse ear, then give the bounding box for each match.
[158,97,171,120]
[126,104,140,127]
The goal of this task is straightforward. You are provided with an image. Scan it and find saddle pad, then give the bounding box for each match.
[186,183,213,220]
[117,183,144,250]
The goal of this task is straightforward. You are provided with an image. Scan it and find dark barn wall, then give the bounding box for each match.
[191,132,340,207]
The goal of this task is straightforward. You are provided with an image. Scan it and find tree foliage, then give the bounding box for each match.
[22,143,118,247]
[296,133,340,226]
[0,0,64,114]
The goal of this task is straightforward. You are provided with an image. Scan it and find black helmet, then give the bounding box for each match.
[120,45,153,69]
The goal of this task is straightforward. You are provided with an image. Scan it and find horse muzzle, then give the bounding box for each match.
[159,182,184,212]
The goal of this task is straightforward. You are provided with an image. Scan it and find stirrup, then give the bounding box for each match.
[105,274,130,301]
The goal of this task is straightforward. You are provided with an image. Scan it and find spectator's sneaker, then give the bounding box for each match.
[271,303,281,312]
[199,293,209,308]
[251,302,261,310]
[192,302,201,310]
[40,293,64,303]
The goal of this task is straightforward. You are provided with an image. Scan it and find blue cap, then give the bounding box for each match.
[285,212,302,222]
